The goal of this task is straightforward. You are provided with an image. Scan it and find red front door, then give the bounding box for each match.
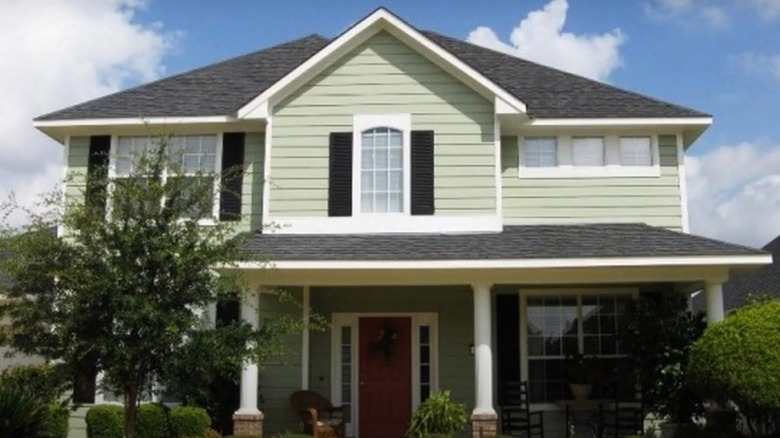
[358,317,412,438]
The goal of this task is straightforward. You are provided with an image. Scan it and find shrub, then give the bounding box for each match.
[0,364,70,404]
[0,385,47,437]
[202,428,222,438]
[169,406,211,438]
[42,403,70,438]
[621,291,706,422]
[688,300,780,435]
[86,404,124,438]
[407,390,468,438]
[137,404,169,438]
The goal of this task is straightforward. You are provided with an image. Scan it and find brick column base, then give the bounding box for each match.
[471,412,498,438]
[233,411,264,437]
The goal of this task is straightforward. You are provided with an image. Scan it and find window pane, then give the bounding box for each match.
[360,127,404,214]
[572,137,604,166]
[620,137,652,166]
[524,137,557,167]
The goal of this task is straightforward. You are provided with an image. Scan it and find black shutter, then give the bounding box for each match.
[220,132,245,221]
[411,130,435,215]
[86,135,110,211]
[328,132,353,217]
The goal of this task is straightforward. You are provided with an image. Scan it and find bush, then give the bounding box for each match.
[0,384,47,437]
[42,403,70,438]
[169,406,211,438]
[0,364,70,404]
[407,391,467,438]
[202,428,222,438]
[137,404,169,438]
[621,292,706,422]
[86,404,123,438]
[688,300,780,435]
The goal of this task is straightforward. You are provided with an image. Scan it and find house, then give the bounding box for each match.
[33,8,771,438]
[693,233,779,314]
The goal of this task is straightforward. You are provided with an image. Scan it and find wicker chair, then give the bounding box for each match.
[290,390,347,438]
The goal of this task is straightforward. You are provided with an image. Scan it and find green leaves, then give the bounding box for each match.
[407,390,468,438]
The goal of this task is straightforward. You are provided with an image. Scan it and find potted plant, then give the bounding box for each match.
[564,353,599,400]
[406,390,467,438]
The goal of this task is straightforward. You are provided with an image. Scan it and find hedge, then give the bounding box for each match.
[169,406,211,438]
[42,403,70,438]
[137,404,169,438]
[86,405,123,438]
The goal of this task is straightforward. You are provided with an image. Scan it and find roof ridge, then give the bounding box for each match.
[35,34,330,121]
[421,30,709,118]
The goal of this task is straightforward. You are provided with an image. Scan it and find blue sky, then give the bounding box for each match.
[1,0,779,246]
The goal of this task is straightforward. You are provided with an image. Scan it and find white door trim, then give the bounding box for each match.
[331,312,439,438]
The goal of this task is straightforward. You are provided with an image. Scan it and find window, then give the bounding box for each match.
[360,127,404,213]
[340,326,353,420]
[572,137,605,166]
[524,293,634,403]
[523,137,557,167]
[114,135,219,219]
[619,137,653,166]
[419,325,432,402]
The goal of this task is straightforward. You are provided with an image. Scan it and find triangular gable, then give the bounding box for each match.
[237,7,527,119]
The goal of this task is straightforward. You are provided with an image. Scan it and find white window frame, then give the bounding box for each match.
[352,114,412,216]
[331,312,439,438]
[518,288,637,409]
[108,134,223,225]
[571,136,606,167]
[518,134,661,178]
[619,136,654,167]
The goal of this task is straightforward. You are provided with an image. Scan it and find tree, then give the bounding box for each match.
[0,136,304,438]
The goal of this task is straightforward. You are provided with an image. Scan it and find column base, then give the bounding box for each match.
[233,411,264,437]
[471,412,498,438]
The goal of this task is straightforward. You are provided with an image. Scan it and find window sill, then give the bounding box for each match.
[519,165,660,179]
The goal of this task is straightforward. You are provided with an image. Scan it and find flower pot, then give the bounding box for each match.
[568,383,593,401]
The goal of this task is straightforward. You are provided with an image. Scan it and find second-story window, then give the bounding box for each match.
[523,137,558,167]
[115,135,219,218]
[619,136,653,166]
[360,127,404,213]
[572,137,605,166]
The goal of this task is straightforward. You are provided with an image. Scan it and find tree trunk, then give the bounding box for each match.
[124,384,139,438]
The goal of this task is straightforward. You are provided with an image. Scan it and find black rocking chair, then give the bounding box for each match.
[499,381,544,438]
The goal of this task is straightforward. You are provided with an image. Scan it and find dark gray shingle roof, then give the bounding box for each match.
[37,27,708,121]
[720,234,780,311]
[36,35,330,121]
[238,224,763,261]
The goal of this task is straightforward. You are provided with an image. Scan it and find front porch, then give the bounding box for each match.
[222,224,768,438]
[230,281,729,438]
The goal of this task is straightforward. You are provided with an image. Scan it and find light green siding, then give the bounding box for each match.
[501,134,683,230]
[65,136,90,208]
[270,31,495,217]
[258,287,304,435]
[237,132,264,233]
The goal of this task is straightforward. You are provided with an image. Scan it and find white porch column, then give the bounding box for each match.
[472,283,496,415]
[705,281,725,324]
[238,292,261,413]
[234,292,264,436]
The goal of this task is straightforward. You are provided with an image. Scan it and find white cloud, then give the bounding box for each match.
[644,0,730,28]
[687,142,780,247]
[466,0,625,82]
[730,52,780,82]
[740,0,780,19]
[0,0,175,225]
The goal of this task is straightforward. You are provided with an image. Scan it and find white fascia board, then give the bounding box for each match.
[525,117,713,127]
[33,116,235,128]
[236,8,527,119]
[230,254,771,271]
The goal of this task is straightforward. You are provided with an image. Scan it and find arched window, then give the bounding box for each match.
[360,127,404,213]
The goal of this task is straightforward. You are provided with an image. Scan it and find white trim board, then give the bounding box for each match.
[267,215,502,234]
[34,116,235,128]
[237,7,527,120]
[232,254,771,271]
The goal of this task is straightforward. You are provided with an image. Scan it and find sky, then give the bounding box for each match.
[1,0,779,247]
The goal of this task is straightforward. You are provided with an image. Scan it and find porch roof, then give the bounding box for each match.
[238,223,765,262]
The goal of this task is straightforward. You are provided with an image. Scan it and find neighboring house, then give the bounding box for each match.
[694,233,780,314]
[33,8,771,438]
